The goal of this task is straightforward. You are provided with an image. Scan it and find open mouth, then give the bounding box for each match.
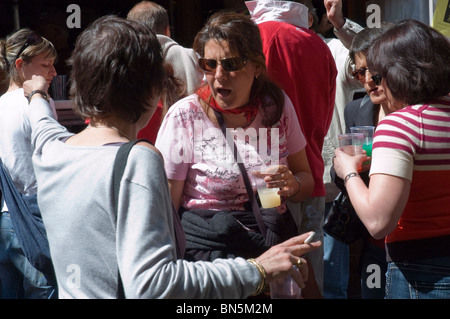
[216,87,231,98]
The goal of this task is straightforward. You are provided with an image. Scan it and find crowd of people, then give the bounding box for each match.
[0,0,449,299]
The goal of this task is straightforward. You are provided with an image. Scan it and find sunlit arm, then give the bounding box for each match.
[286,149,314,203]
[168,179,185,212]
[345,173,411,239]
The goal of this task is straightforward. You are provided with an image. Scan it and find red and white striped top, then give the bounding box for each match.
[370,95,450,244]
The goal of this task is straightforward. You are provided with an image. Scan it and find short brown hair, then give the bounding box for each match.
[68,15,166,123]
[368,19,450,105]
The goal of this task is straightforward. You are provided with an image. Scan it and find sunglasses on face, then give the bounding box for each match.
[352,67,368,80]
[15,33,43,61]
[371,74,382,86]
[198,57,248,72]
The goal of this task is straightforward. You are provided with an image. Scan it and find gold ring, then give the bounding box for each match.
[296,258,302,268]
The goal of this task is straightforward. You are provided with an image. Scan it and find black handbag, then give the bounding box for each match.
[323,191,369,245]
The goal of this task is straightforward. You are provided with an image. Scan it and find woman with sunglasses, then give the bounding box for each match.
[23,15,319,298]
[155,12,316,295]
[346,23,395,131]
[333,19,450,299]
[327,23,394,299]
[0,28,57,298]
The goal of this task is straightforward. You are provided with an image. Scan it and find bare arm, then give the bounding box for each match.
[333,148,411,239]
[286,148,314,202]
[168,178,185,212]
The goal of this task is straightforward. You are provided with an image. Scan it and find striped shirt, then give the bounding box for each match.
[370,95,450,255]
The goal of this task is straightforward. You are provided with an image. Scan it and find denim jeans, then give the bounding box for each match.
[323,201,349,299]
[0,212,56,299]
[385,256,450,299]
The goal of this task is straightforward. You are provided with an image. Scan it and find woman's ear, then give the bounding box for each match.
[308,12,314,29]
[15,58,23,70]
[254,66,263,79]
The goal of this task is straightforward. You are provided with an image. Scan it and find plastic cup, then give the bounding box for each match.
[338,133,364,155]
[250,167,281,209]
[270,276,301,299]
[350,126,374,163]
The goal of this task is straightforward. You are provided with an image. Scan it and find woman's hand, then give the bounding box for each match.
[257,165,300,198]
[333,148,367,179]
[23,75,48,98]
[256,231,321,289]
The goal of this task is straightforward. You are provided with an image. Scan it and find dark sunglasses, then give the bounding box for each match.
[351,67,368,80]
[15,33,43,61]
[198,57,248,72]
[371,74,382,86]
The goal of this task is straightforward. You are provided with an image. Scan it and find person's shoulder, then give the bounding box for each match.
[124,142,169,187]
[346,97,364,109]
[166,94,204,117]
[159,34,196,58]
[128,141,165,169]
[135,140,160,154]
[0,88,25,102]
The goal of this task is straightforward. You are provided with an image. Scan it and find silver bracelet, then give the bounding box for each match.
[344,172,360,185]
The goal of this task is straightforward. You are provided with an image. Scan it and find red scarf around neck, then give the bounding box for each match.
[196,85,258,122]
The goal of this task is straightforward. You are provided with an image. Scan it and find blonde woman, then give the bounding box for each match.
[0,28,57,298]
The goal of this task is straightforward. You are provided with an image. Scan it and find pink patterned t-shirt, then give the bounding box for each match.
[155,93,306,212]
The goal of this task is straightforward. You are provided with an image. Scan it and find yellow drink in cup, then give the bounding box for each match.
[250,166,281,209]
[257,186,281,208]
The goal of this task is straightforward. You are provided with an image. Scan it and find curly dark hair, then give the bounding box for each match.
[68,15,166,123]
[367,19,450,106]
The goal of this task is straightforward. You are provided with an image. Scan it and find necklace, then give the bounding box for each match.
[87,124,132,141]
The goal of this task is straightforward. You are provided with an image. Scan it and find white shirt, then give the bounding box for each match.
[0,88,57,209]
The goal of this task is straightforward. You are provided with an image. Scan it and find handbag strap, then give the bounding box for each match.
[213,110,268,238]
[113,139,186,298]
[112,140,145,299]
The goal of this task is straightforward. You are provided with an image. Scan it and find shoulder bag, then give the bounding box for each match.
[0,158,56,285]
[323,191,369,245]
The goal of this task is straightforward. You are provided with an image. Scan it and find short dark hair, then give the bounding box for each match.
[69,15,165,123]
[349,23,394,64]
[367,19,450,105]
[193,12,284,126]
